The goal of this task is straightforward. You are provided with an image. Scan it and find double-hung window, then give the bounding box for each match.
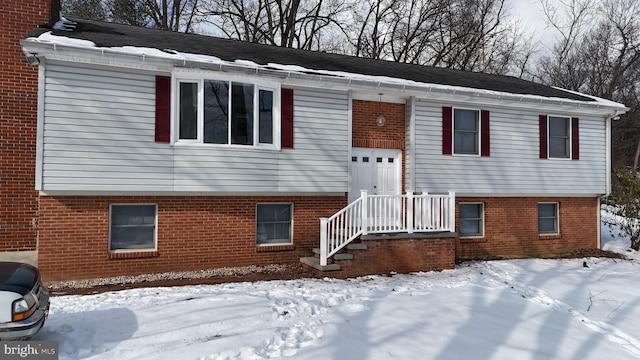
[256,203,293,245]
[459,203,484,237]
[442,106,489,156]
[540,115,579,160]
[109,204,157,251]
[538,202,559,235]
[177,76,278,147]
[548,116,570,158]
[453,108,480,155]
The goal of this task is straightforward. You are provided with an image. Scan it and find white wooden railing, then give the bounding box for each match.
[319,190,455,266]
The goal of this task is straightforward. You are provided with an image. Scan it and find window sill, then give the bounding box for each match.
[256,244,295,252]
[109,251,159,260]
[539,234,562,240]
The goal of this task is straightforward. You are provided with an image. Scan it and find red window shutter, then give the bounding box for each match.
[155,75,171,143]
[481,110,490,156]
[442,107,452,155]
[281,88,294,148]
[572,117,579,160]
[539,115,547,159]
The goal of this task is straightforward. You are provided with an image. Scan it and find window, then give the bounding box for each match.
[176,76,277,146]
[548,116,570,158]
[109,204,157,251]
[442,107,490,156]
[256,203,293,245]
[459,203,484,237]
[538,203,559,235]
[540,115,579,160]
[454,109,480,155]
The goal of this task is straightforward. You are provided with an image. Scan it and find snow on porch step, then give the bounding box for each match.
[300,257,341,271]
[311,248,354,260]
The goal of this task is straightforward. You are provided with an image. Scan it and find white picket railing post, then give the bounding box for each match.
[361,190,369,235]
[320,218,329,266]
[448,191,456,232]
[406,191,414,234]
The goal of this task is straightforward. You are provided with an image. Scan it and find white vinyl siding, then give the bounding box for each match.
[40,61,349,194]
[413,99,606,196]
[42,61,174,192]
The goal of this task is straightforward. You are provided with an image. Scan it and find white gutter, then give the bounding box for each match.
[21,38,629,115]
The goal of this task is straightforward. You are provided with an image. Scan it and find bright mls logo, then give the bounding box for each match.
[1,342,58,359]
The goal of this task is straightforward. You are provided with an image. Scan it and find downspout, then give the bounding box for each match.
[599,110,623,249]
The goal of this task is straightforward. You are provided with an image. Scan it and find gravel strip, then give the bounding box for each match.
[48,264,291,290]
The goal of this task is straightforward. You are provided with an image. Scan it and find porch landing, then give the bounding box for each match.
[300,232,457,278]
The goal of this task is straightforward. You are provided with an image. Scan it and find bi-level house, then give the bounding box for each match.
[14,4,627,281]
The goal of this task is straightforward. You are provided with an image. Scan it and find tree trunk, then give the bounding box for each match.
[633,137,640,175]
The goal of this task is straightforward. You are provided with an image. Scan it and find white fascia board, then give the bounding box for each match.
[21,38,628,117]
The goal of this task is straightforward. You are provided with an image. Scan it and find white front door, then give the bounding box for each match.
[349,148,402,203]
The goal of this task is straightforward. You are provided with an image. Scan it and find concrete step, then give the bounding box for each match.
[300,257,341,271]
[347,243,367,250]
[311,248,355,261]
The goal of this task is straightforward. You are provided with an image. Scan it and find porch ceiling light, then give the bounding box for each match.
[376,93,385,126]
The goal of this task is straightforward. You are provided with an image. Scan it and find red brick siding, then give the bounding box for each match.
[352,100,405,149]
[456,197,598,260]
[38,195,347,281]
[0,1,49,252]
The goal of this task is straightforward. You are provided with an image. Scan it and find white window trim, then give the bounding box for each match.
[452,107,481,157]
[547,115,572,160]
[172,71,281,149]
[108,203,158,253]
[459,202,484,238]
[256,202,294,246]
[538,202,560,236]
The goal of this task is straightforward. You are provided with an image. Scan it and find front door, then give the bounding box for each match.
[349,148,402,203]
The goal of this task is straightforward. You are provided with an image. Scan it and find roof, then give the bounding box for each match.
[26,19,594,102]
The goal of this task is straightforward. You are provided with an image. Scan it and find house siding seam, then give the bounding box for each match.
[455,196,598,260]
[37,194,347,281]
[0,0,49,255]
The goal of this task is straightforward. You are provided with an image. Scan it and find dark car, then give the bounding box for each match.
[0,262,49,340]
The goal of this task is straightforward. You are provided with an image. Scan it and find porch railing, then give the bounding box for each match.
[319,190,455,266]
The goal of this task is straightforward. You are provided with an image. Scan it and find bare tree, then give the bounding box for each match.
[63,0,201,32]
[63,0,109,20]
[198,0,348,50]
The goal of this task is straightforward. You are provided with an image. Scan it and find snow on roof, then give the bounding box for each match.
[23,19,627,111]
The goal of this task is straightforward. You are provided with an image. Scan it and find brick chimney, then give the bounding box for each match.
[0,0,50,265]
[49,0,61,27]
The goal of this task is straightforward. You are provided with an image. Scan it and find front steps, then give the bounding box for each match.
[300,232,457,277]
[299,243,365,272]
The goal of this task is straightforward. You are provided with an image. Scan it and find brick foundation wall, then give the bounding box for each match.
[335,237,456,278]
[455,196,599,260]
[0,1,49,254]
[38,195,346,281]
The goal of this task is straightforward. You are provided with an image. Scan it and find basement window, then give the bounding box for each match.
[459,203,484,237]
[538,202,559,235]
[256,203,293,245]
[109,204,157,251]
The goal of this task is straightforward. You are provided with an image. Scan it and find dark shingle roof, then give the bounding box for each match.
[27,19,594,102]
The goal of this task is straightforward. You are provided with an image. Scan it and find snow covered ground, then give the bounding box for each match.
[33,211,640,360]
